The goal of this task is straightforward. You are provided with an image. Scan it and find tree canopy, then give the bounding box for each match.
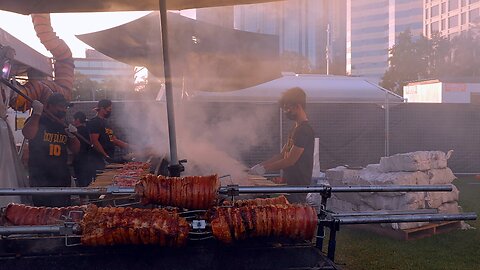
[380,29,480,95]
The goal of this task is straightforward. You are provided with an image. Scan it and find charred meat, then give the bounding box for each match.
[81,205,189,246]
[135,174,219,209]
[4,203,85,225]
[208,204,317,244]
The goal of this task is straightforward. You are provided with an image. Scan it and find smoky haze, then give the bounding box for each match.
[110,9,283,184]
[119,95,277,185]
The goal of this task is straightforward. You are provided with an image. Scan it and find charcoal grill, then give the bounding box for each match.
[0,183,476,270]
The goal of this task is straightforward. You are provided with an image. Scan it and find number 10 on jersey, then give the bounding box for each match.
[49,144,61,156]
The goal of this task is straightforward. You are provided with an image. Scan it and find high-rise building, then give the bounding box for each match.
[233,0,346,74]
[74,49,135,100]
[74,49,135,83]
[347,0,423,81]
[424,0,480,38]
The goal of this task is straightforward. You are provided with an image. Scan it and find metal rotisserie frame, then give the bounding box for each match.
[0,183,476,270]
[0,236,338,270]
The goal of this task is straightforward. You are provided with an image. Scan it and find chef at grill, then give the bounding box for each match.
[22,93,80,207]
[87,99,130,173]
[249,87,315,203]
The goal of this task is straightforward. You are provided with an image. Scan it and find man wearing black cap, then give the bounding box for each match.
[249,87,314,203]
[72,111,93,187]
[22,93,80,207]
[87,99,129,173]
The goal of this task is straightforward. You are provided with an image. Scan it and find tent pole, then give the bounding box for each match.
[159,0,183,176]
[279,107,283,153]
[384,82,390,157]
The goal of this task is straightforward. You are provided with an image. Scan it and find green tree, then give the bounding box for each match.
[380,30,453,95]
[427,32,451,77]
[449,33,480,77]
[380,28,480,95]
[380,30,429,95]
[72,72,99,101]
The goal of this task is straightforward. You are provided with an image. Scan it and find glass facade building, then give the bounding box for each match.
[74,49,135,83]
[233,0,347,74]
[347,0,423,82]
[424,0,480,38]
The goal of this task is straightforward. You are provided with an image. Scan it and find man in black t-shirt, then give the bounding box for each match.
[249,87,314,203]
[22,93,80,207]
[87,99,129,173]
[72,111,93,187]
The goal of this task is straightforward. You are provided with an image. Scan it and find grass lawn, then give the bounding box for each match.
[328,177,480,270]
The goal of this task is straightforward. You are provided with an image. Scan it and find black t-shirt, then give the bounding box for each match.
[87,116,115,158]
[28,115,69,169]
[283,121,315,186]
[73,124,90,161]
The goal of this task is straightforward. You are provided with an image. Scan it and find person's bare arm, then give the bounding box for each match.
[112,136,129,149]
[90,133,109,158]
[264,145,304,172]
[261,144,290,168]
[261,153,283,168]
[22,115,41,140]
[22,100,43,139]
[67,137,80,154]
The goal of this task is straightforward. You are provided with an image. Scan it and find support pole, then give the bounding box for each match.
[158,0,183,177]
[326,221,339,261]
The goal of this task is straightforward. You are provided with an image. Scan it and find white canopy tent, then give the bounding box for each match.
[165,73,403,157]
[182,73,405,104]
[0,27,52,76]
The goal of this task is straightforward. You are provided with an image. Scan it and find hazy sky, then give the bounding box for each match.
[0,10,195,58]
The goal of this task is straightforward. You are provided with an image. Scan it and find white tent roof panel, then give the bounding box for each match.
[0,27,52,76]
[187,74,405,103]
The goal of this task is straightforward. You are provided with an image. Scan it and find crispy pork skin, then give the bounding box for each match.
[4,203,85,225]
[208,204,317,244]
[135,174,219,209]
[224,195,290,207]
[81,205,189,247]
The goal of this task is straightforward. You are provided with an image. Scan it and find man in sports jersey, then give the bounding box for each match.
[87,99,129,174]
[249,87,314,203]
[22,93,80,207]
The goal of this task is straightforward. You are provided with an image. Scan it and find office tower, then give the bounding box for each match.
[233,0,346,74]
[424,0,480,38]
[347,0,423,81]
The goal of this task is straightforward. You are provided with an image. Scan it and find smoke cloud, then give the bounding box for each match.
[119,93,277,185]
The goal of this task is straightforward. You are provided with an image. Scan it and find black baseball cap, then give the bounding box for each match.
[47,93,73,107]
[73,111,87,123]
[95,99,112,111]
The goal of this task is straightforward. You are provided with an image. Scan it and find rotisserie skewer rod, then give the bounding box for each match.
[332,209,440,217]
[0,212,475,236]
[0,187,134,195]
[0,184,453,196]
[335,212,477,225]
[221,185,453,194]
[0,225,81,235]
